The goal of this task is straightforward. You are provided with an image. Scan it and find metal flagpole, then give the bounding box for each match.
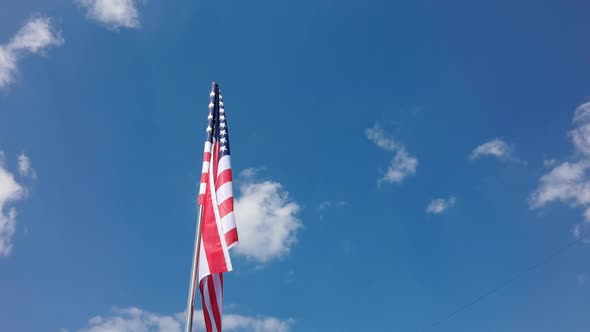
[184,204,204,332]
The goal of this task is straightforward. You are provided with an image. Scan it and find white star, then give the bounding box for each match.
[220,146,228,152]
[220,138,227,143]
[220,122,226,128]
[220,130,227,136]
[210,90,215,97]
[220,115,226,121]
[208,102,214,109]
[206,126,212,132]
[220,101,224,106]
[220,108,225,113]
[208,113,213,120]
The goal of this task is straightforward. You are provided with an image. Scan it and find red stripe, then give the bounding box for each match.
[208,274,223,332]
[217,197,234,219]
[200,280,213,332]
[216,169,233,187]
[203,152,211,162]
[225,228,238,247]
[200,172,209,185]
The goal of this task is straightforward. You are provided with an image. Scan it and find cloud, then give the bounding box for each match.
[17,153,36,178]
[544,159,558,167]
[233,169,302,263]
[572,223,582,239]
[365,125,418,184]
[77,0,140,30]
[319,201,347,210]
[220,313,293,332]
[0,153,26,256]
[318,200,347,220]
[469,138,514,161]
[426,196,456,214]
[365,126,399,152]
[0,16,63,89]
[578,273,586,285]
[75,307,293,332]
[530,102,590,236]
[530,161,590,210]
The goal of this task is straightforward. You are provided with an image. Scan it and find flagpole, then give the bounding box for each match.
[184,204,204,332]
[185,82,219,332]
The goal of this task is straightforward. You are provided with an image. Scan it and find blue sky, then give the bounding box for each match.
[1,0,590,331]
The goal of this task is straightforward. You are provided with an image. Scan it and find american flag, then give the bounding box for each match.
[194,82,238,332]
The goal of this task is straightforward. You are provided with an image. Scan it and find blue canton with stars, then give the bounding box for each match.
[205,82,231,157]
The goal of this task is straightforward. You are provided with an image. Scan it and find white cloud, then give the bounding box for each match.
[544,159,558,167]
[0,47,17,87]
[0,16,63,89]
[529,161,590,209]
[318,200,347,220]
[365,125,418,184]
[571,102,590,155]
[79,308,181,332]
[77,0,140,30]
[319,200,347,210]
[469,138,513,161]
[365,126,399,152]
[572,223,582,239]
[426,196,456,214]
[17,153,36,178]
[0,153,26,256]
[383,149,418,183]
[75,307,293,332]
[530,102,590,235]
[233,169,302,263]
[221,313,293,332]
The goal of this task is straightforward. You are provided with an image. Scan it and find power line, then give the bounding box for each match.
[420,232,590,332]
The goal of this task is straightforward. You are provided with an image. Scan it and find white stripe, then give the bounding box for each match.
[215,182,233,206]
[201,161,210,174]
[221,212,236,235]
[209,161,233,271]
[203,141,212,153]
[217,155,231,175]
[199,183,207,195]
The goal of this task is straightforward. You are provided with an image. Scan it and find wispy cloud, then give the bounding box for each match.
[365,125,418,184]
[544,159,558,167]
[426,196,456,215]
[530,102,590,237]
[318,200,347,220]
[0,152,26,256]
[74,307,293,332]
[233,169,302,263]
[578,273,586,285]
[76,0,140,30]
[319,201,347,210]
[0,16,63,89]
[469,138,514,161]
[17,153,36,179]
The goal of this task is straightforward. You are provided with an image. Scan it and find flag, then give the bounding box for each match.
[195,82,238,332]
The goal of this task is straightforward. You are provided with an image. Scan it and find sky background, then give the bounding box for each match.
[1,0,590,331]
